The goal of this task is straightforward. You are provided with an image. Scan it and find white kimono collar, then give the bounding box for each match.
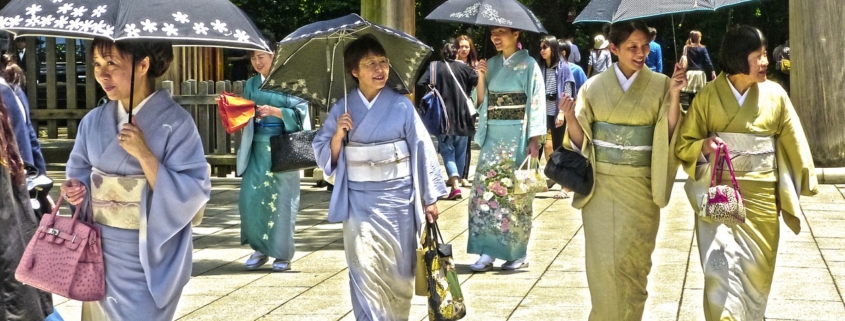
[357,88,383,110]
[117,93,155,128]
[726,78,750,107]
[613,63,640,93]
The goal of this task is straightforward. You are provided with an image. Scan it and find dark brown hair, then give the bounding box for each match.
[0,95,23,185]
[607,20,650,47]
[92,39,173,86]
[343,34,386,84]
[719,26,768,75]
[1,54,26,87]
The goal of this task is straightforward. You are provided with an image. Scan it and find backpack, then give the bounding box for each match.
[779,47,790,74]
[419,61,449,135]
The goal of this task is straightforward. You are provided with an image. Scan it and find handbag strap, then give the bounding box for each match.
[51,195,89,224]
[444,62,473,105]
[430,61,437,87]
[709,144,743,201]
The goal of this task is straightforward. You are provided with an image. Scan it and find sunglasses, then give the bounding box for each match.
[540,45,549,50]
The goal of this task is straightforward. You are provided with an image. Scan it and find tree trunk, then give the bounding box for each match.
[361,0,415,35]
[790,0,845,167]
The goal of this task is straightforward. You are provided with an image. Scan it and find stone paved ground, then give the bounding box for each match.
[49,172,845,321]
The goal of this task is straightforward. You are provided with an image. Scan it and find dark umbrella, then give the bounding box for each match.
[424,0,547,34]
[574,0,755,22]
[0,0,268,120]
[260,14,433,112]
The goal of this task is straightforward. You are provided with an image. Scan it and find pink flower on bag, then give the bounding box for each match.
[501,217,509,232]
[487,170,497,178]
[489,200,499,209]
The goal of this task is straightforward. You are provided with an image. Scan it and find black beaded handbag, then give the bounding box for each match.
[543,146,594,195]
[269,107,318,172]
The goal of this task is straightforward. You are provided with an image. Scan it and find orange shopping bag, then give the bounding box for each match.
[217,92,255,134]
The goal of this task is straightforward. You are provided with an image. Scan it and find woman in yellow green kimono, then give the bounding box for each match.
[675,26,818,321]
[559,21,687,320]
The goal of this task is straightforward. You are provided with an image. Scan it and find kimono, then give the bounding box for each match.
[676,74,818,320]
[312,88,446,320]
[0,156,53,320]
[67,90,211,320]
[467,50,546,261]
[563,65,680,321]
[236,75,310,260]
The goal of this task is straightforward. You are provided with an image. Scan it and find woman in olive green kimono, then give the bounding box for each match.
[675,26,817,321]
[559,21,687,320]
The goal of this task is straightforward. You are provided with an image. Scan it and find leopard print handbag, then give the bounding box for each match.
[706,144,746,225]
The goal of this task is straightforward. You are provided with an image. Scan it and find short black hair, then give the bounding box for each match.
[441,38,458,60]
[648,27,657,38]
[607,20,650,47]
[719,26,767,75]
[538,35,561,67]
[559,40,571,61]
[92,38,173,80]
[343,34,386,84]
[253,30,277,56]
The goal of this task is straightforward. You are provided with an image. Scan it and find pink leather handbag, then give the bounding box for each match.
[15,197,105,301]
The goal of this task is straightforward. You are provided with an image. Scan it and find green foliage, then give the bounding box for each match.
[230,0,360,40]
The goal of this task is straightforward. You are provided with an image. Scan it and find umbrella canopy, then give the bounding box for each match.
[0,0,268,51]
[261,14,432,110]
[574,0,756,23]
[425,0,547,33]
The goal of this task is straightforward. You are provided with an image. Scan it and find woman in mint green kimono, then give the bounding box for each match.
[236,38,310,272]
[467,27,546,272]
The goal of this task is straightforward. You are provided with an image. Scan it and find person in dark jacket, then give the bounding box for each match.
[681,30,717,103]
[0,54,46,174]
[0,81,53,321]
[417,40,479,200]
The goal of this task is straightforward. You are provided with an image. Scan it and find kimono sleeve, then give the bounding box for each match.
[405,99,447,206]
[140,112,211,308]
[312,100,345,177]
[675,91,709,179]
[525,62,547,139]
[66,111,94,191]
[563,82,595,154]
[776,94,818,197]
[473,80,490,147]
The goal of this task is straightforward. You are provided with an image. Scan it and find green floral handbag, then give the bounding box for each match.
[424,222,466,321]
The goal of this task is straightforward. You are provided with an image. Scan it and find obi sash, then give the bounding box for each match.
[592,122,654,167]
[487,92,527,120]
[715,132,776,173]
[345,140,411,182]
[90,168,144,230]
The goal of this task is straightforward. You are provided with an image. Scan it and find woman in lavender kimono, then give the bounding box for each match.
[236,34,310,272]
[312,34,446,320]
[60,40,211,320]
[467,26,546,272]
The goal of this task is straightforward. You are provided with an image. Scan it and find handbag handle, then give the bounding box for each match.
[518,157,540,172]
[51,194,91,224]
[425,221,445,250]
[709,143,742,200]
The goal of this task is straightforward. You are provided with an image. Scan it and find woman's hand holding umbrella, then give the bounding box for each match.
[119,118,160,189]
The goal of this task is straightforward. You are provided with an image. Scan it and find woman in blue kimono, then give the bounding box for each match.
[236,35,310,272]
[467,26,547,272]
[312,34,446,320]
[60,39,211,320]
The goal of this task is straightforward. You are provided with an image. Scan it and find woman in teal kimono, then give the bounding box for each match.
[236,38,310,272]
[467,26,546,272]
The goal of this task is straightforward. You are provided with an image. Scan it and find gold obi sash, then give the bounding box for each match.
[345,140,411,182]
[715,132,776,174]
[487,92,527,120]
[592,122,654,167]
[90,168,144,230]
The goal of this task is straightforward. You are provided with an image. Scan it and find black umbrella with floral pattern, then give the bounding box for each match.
[0,0,268,51]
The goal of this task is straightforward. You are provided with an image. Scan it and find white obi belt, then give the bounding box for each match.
[345,140,411,182]
[715,132,776,172]
[90,168,145,230]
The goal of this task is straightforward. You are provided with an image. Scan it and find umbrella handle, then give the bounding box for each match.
[128,52,136,124]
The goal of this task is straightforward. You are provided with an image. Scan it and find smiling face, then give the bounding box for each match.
[93,46,148,103]
[609,29,651,76]
[351,52,389,93]
[251,51,274,78]
[457,39,471,61]
[490,27,519,53]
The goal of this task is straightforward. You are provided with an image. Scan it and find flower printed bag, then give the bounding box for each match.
[706,144,746,225]
[513,157,547,195]
[424,221,466,321]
